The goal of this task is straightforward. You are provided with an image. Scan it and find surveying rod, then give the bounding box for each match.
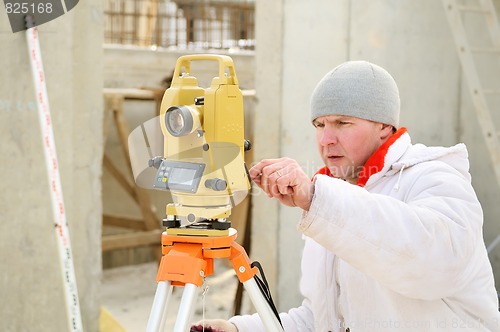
[25,15,83,332]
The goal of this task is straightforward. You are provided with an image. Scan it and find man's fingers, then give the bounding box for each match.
[249,159,281,177]
[274,175,292,195]
[249,158,313,209]
[249,160,280,192]
[249,165,262,181]
[254,164,283,195]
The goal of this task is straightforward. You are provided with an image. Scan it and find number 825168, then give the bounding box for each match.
[5,2,53,14]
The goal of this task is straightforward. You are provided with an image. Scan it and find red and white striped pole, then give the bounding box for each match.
[25,16,83,332]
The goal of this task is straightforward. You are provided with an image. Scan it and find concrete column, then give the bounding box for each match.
[0,1,103,331]
[278,0,351,310]
[251,0,285,306]
[458,0,500,287]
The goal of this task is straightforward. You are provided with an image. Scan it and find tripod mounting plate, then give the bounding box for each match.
[166,227,229,237]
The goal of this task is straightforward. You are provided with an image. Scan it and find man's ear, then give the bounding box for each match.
[380,124,394,140]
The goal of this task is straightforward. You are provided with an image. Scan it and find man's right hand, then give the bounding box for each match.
[249,157,315,211]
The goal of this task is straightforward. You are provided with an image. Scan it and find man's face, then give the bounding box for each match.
[313,115,391,183]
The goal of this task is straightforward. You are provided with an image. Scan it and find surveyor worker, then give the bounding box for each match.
[192,60,500,331]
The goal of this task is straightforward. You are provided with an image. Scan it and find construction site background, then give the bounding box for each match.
[1,1,500,331]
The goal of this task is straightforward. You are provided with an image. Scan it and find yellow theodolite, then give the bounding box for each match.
[150,54,251,236]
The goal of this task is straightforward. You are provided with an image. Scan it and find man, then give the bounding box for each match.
[193,61,500,331]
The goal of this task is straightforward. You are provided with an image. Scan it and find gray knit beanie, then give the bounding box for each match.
[310,61,400,127]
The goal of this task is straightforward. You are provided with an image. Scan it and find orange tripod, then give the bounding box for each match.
[146,228,284,331]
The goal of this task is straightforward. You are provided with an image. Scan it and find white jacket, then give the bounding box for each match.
[230,130,500,331]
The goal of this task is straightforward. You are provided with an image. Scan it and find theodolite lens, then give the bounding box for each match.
[165,106,197,137]
[169,109,185,134]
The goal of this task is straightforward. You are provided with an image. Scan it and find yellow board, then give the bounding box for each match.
[99,307,127,332]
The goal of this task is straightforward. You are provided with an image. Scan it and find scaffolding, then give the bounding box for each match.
[104,0,255,50]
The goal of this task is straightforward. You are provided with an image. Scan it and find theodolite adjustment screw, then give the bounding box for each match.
[205,178,227,191]
[148,156,163,169]
[244,139,252,151]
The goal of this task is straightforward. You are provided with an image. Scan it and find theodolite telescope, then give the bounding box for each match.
[129,54,251,233]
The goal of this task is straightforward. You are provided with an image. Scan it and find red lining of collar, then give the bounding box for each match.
[313,127,408,187]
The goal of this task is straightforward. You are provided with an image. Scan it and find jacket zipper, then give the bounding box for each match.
[333,255,344,331]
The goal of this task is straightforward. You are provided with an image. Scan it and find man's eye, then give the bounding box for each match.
[314,123,325,128]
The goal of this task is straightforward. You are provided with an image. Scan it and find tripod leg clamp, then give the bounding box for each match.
[229,241,258,283]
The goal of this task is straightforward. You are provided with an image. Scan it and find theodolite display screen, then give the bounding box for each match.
[154,160,205,193]
[170,168,197,186]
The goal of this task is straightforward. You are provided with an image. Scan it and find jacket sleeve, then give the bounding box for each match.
[229,305,314,332]
[298,162,484,301]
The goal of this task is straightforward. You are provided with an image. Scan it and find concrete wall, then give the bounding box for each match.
[0,1,103,331]
[253,0,500,312]
[104,46,255,89]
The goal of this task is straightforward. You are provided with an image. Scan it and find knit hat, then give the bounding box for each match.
[310,61,400,127]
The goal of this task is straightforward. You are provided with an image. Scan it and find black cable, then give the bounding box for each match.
[250,261,283,328]
[244,162,253,186]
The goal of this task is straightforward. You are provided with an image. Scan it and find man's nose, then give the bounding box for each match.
[319,128,338,146]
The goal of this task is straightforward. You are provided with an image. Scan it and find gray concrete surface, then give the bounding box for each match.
[0,1,103,331]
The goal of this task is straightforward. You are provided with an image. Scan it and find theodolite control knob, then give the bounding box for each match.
[205,178,227,191]
[148,156,163,169]
[244,139,252,151]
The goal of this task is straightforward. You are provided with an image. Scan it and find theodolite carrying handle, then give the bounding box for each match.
[172,54,239,86]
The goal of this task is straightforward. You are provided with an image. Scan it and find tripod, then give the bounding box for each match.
[146,227,284,332]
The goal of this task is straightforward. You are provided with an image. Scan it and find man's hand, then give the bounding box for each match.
[249,157,314,211]
[190,319,238,332]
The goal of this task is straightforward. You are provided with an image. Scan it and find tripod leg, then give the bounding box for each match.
[243,278,284,331]
[173,283,198,332]
[147,280,173,332]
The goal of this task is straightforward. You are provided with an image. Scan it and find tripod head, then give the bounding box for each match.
[129,54,251,233]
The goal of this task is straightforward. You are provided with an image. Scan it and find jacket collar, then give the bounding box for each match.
[314,128,410,187]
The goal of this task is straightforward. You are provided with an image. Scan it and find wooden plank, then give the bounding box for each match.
[103,153,139,204]
[442,0,500,187]
[456,5,488,13]
[112,106,160,231]
[102,229,163,251]
[103,214,146,231]
[101,88,162,264]
[103,88,156,100]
